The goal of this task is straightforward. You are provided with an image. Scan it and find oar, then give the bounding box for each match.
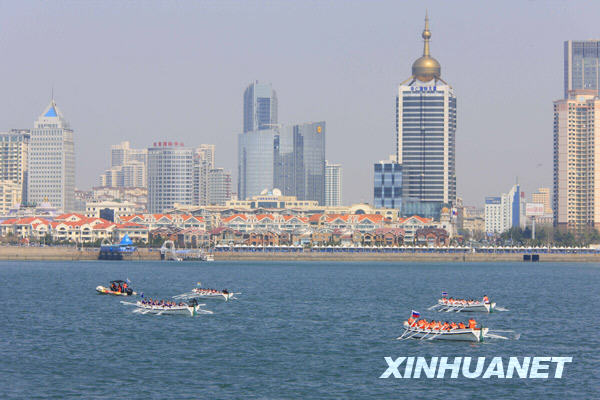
[419,329,436,340]
[399,329,422,341]
[427,303,442,310]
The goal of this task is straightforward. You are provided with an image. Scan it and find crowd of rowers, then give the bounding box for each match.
[406,317,478,331]
[194,288,229,294]
[140,298,186,308]
[440,295,489,305]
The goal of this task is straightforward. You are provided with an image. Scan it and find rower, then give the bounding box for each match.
[450,322,458,330]
[483,295,489,304]
[468,318,477,329]
[441,322,450,331]
[458,322,466,329]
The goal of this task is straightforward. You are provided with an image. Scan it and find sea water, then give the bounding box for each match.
[0,260,598,399]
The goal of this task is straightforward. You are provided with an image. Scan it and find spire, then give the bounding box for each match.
[410,12,441,83]
[422,11,431,57]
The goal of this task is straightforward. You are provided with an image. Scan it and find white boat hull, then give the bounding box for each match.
[437,299,496,313]
[124,301,213,316]
[191,290,235,301]
[401,322,488,342]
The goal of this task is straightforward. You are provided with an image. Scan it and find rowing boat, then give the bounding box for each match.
[173,287,239,301]
[432,299,496,313]
[120,300,213,316]
[399,321,489,342]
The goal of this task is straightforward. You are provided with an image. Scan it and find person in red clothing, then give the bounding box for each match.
[468,318,477,329]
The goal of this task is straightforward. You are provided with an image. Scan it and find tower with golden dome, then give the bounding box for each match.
[395,14,456,218]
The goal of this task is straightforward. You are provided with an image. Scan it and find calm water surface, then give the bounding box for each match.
[1,260,598,399]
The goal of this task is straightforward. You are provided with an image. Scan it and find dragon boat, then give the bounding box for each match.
[121,299,213,316]
[399,321,489,342]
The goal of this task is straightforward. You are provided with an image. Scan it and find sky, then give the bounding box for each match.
[0,0,598,206]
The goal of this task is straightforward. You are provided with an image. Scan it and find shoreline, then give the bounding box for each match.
[1,246,600,262]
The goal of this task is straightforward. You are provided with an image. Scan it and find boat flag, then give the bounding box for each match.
[411,310,420,319]
[140,292,144,298]
[442,291,448,297]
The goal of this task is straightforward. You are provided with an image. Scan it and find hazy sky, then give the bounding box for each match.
[0,0,598,206]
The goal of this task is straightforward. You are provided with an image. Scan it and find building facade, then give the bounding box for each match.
[0,180,21,215]
[276,122,326,204]
[208,168,232,205]
[243,81,278,133]
[553,90,600,231]
[325,161,342,207]
[484,184,525,234]
[374,158,403,210]
[147,142,194,213]
[27,100,75,212]
[193,144,215,206]
[0,129,29,204]
[564,40,600,98]
[395,16,456,219]
[100,141,147,188]
[531,187,552,215]
[238,129,278,200]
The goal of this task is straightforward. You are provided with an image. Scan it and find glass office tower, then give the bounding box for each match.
[243,81,278,132]
[276,122,326,204]
[373,160,403,209]
[564,40,600,98]
[238,129,278,200]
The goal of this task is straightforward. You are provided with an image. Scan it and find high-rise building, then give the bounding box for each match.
[0,180,21,215]
[0,129,30,204]
[373,157,403,209]
[101,141,147,188]
[276,122,326,204]
[193,144,215,206]
[147,142,194,213]
[243,81,278,132]
[531,187,552,215]
[238,129,278,200]
[395,15,456,219]
[553,90,600,231]
[484,184,525,234]
[27,100,75,212]
[208,168,232,205]
[564,40,600,98]
[325,161,342,206]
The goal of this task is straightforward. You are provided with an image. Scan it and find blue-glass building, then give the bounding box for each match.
[243,81,278,133]
[373,161,403,209]
[276,122,326,204]
[237,129,278,201]
[564,40,600,98]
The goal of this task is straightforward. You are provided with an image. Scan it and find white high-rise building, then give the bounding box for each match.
[101,141,147,188]
[396,15,456,218]
[0,129,30,204]
[553,90,600,232]
[194,144,215,206]
[147,142,194,213]
[484,184,525,234]
[325,161,342,206]
[27,100,75,212]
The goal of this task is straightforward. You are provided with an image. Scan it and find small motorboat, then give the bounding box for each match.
[121,299,213,316]
[399,321,489,342]
[96,280,136,296]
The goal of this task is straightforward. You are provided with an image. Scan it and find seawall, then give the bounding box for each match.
[1,246,600,262]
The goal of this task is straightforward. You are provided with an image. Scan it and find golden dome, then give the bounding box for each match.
[411,14,441,82]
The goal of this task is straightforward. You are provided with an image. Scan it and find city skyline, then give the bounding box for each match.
[1,1,599,206]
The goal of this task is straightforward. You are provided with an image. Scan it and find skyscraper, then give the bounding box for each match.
[208,168,232,205]
[484,184,524,234]
[396,15,456,218]
[243,81,278,132]
[373,157,402,209]
[27,100,75,212]
[325,161,342,206]
[553,90,600,231]
[0,129,29,203]
[100,141,147,188]
[564,40,600,98]
[238,129,278,200]
[276,122,326,204]
[193,144,215,206]
[147,142,194,213]
[531,187,552,215]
